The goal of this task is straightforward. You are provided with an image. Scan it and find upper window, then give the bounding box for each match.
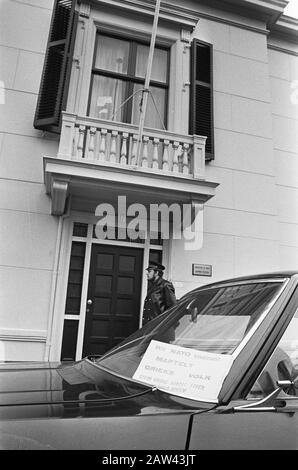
[88,34,169,130]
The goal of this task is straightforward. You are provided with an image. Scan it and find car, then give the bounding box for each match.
[1,271,298,450]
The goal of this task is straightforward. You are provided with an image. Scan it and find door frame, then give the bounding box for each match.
[50,212,167,361]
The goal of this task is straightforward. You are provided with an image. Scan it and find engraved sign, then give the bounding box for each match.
[192,263,212,277]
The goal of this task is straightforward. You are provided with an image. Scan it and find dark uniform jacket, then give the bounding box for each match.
[143,276,177,325]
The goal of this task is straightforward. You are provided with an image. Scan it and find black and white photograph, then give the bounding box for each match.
[0,0,298,455]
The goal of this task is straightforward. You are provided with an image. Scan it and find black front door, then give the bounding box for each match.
[82,245,143,357]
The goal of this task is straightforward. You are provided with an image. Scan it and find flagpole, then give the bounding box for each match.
[136,0,161,166]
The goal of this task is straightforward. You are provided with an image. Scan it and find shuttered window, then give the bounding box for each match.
[189,39,214,160]
[34,0,77,132]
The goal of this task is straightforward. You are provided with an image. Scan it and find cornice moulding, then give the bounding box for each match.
[87,0,200,29]
[268,43,298,56]
[87,0,286,28]
[84,0,289,35]
[269,14,298,42]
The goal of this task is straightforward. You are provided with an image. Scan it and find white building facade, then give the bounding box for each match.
[0,0,297,362]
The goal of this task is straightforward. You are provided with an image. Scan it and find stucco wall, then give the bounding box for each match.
[171,16,282,298]
[268,45,298,270]
[0,0,59,360]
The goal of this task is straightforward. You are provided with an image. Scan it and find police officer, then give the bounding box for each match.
[142,261,177,325]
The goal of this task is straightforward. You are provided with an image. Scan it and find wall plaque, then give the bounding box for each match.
[192,263,212,277]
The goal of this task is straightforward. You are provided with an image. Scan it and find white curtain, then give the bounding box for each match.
[95,36,129,73]
[135,44,167,82]
[89,75,126,121]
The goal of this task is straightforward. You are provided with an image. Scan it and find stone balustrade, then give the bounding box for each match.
[57,112,207,179]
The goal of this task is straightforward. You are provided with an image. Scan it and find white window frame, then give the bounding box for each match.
[67,2,192,135]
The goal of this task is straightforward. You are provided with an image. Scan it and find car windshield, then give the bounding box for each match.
[96,280,284,402]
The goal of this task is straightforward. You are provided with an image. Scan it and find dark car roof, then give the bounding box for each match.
[186,270,298,296]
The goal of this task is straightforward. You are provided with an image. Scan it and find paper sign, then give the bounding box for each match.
[133,340,233,402]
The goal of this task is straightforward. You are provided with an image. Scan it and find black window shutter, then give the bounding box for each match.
[189,39,214,160]
[34,0,78,133]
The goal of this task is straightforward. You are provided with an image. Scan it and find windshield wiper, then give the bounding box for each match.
[86,354,102,362]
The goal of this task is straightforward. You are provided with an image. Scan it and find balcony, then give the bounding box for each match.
[44,112,219,215]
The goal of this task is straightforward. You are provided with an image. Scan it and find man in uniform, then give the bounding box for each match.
[142,261,177,325]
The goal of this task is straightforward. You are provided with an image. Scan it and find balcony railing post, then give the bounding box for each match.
[58,112,76,159]
[77,125,86,159]
[182,143,189,175]
[141,136,149,167]
[99,129,107,161]
[162,139,170,171]
[120,132,128,165]
[110,131,118,163]
[87,127,96,160]
[130,134,139,165]
[152,138,159,169]
[172,141,179,173]
[192,135,206,179]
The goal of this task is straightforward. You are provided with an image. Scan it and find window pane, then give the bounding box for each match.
[68,270,83,283]
[65,242,85,315]
[73,222,88,237]
[70,256,84,270]
[248,308,298,399]
[148,250,162,265]
[60,320,79,361]
[136,45,167,82]
[90,35,168,129]
[89,75,126,121]
[65,297,81,314]
[95,36,129,74]
[132,84,166,129]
